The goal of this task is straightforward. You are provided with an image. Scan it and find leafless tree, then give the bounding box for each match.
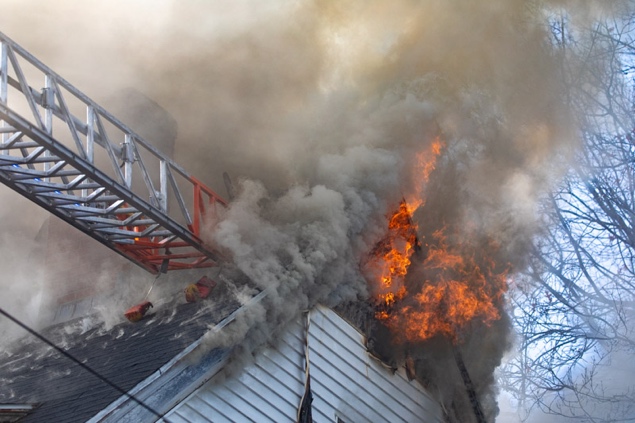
[500,9,635,422]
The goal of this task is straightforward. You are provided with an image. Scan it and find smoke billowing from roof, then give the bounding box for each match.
[0,0,629,421]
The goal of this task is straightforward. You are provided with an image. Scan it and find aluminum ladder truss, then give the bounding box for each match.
[0,32,228,274]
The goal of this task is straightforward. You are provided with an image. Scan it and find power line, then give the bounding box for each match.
[0,308,171,423]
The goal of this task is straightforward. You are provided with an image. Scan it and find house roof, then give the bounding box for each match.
[0,294,241,423]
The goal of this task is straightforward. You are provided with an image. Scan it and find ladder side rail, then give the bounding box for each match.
[0,32,193,183]
[0,51,127,181]
[0,168,160,273]
[0,32,229,272]
[0,108,222,261]
[0,129,222,274]
[0,33,226,235]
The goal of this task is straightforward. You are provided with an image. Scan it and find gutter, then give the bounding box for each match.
[0,404,39,422]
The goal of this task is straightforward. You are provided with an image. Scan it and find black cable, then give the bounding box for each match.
[0,308,171,423]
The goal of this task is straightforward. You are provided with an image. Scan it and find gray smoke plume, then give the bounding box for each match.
[0,0,631,421]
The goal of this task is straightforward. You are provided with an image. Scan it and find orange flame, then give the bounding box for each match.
[392,233,508,342]
[372,200,416,318]
[369,139,444,319]
[368,137,508,343]
[405,137,444,209]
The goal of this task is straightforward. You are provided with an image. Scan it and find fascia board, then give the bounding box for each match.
[88,289,270,423]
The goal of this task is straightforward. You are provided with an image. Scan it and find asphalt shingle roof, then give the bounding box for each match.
[0,294,240,422]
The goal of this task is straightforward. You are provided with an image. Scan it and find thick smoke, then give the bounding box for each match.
[0,190,49,343]
[0,0,627,421]
[185,2,577,421]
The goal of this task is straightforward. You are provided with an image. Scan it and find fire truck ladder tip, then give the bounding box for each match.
[0,32,228,274]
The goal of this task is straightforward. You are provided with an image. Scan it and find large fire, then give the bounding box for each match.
[368,139,444,320]
[368,138,508,343]
[370,200,418,319]
[392,231,508,342]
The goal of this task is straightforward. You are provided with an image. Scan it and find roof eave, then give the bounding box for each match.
[88,289,269,423]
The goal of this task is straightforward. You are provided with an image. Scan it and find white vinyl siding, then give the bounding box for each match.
[165,306,442,423]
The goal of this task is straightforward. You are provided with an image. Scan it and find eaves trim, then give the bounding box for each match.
[88,289,269,423]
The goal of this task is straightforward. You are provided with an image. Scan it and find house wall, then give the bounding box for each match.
[165,306,443,423]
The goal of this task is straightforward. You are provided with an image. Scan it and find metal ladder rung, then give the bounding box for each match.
[2,167,83,179]
[0,154,62,164]
[58,203,114,215]
[38,192,120,204]
[102,227,171,238]
[76,215,155,227]
[20,180,99,191]
[0,31,227,274]
[0,141,39,149]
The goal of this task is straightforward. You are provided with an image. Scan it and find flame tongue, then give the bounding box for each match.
[392,232,508,343]
[369,139,445,319]
[367,138,508,343]
[368,200,418,319]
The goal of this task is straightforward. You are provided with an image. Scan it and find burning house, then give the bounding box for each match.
[0,1,595,422]
[0,291,444,422]
[0,31,446,422]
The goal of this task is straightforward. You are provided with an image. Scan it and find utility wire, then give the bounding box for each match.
[0,308,171,423]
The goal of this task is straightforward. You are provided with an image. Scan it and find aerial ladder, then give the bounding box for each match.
[0,32,228,275]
